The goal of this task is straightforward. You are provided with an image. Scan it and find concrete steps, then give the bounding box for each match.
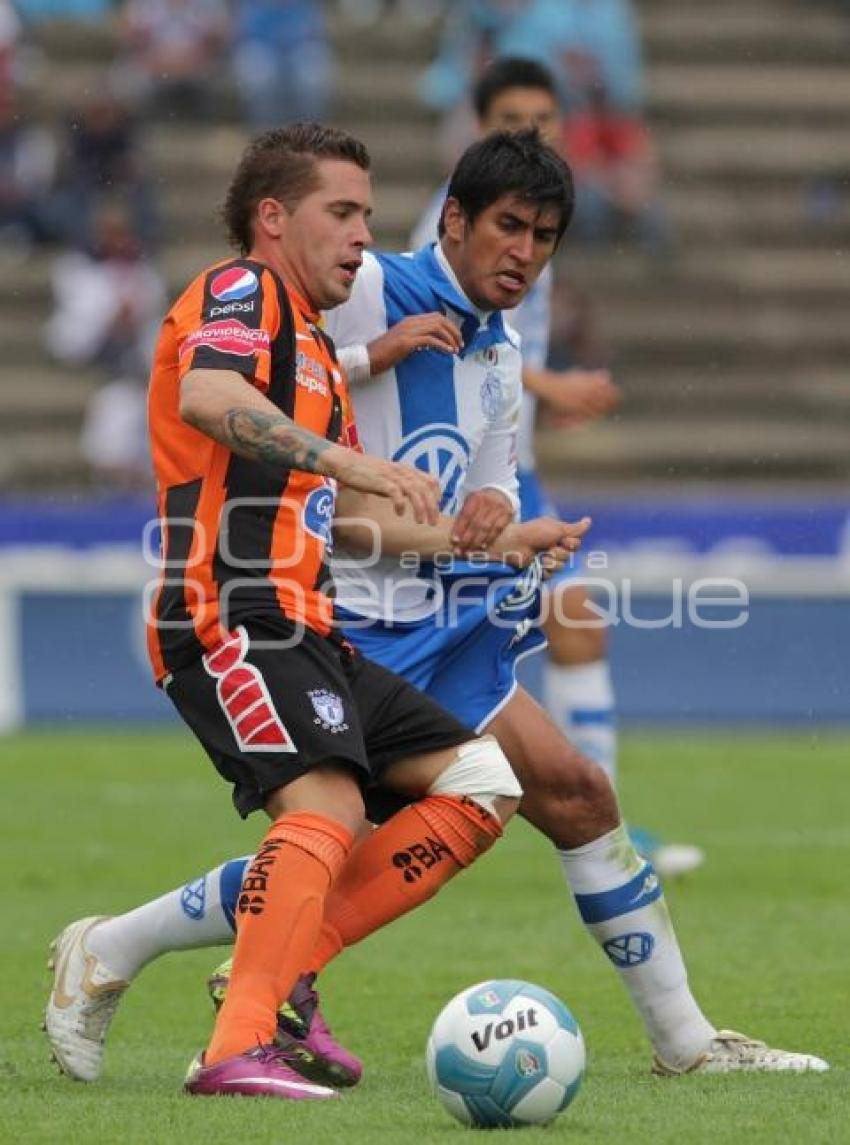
[3,0,849,491]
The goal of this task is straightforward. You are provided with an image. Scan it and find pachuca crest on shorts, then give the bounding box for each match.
[147,258,360,683]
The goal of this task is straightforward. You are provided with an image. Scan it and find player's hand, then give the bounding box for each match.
[328,448,441,525]
[525,368,620,425]
[367,313,463,374]
[450,489,516,554]
[502,516,592,571]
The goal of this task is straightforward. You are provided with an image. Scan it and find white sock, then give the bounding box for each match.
[86,857,249,980]
[559,824,715,1068]
[543,660,617,783]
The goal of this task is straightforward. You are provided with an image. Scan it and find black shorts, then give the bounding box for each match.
[165,617,473,817]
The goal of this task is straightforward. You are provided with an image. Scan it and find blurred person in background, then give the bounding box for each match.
[116,0,228,119]
[420,0,643,123]
[336,0,445,26]
[0,89,57,249]
[12,0,111,19]
[45,200,164,377]
[50,87,159,249]
[230,0,332,130]
[562,70,671,253]
[45,201,164,486]
[0,0,20,102]
[79,376,151,489]
[413,56,698,875]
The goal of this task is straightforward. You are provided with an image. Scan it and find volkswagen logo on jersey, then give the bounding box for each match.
[211,267,259,302]
[303,482,336,546]
[393,425,471,512]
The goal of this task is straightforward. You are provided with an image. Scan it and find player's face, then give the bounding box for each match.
[267,159,373,311]
[444,193,561,312]
[479,87,561,146]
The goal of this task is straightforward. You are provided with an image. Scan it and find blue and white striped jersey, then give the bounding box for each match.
[323,242,524,622]
[411,182,553,471]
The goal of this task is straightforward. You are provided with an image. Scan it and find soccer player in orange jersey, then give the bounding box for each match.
[46,124,586,1100]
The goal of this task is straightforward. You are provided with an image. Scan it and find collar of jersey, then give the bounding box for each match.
[286,281,320,324]
[414,243,507,359]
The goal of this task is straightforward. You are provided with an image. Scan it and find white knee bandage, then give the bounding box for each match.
[428,735,522,821]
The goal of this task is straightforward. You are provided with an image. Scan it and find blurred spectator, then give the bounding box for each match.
[420,0,643,117]
[563,78,671,252]
[79,376,151,488]
[0,0,20,102]
[0,91,57,248]
[12,0,111,19]
[116,0,229,119]
[336,0,445,26]
[51,88,159,249]
[231,0,332,129]
[548,277,606,372]
[44,201,165,378]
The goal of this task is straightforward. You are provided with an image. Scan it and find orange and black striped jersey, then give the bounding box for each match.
[146,257,360,684]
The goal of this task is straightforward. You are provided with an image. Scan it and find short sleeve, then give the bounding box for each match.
[175,260,280,391]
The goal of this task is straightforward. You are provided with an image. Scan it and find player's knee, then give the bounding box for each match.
[544,589,608,666]
[428,735,522,825]
[520,742,620,847]
[544,615,607,666]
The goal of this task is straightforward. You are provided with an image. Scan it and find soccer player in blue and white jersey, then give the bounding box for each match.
[413,57,703,877]
[45,129,826,1086]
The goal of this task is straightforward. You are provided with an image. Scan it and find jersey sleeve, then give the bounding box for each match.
[321,253,388,384]
[461,354,522,516]
[175,260,279,391]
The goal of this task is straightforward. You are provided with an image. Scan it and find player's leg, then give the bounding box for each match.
[542,583,617,780]
[486,686,827,1073]
[46,624,368,1098]
[543,584,704,877]
[200,763,361,1071]
[206,654,523,1087]
[307,734,520,973]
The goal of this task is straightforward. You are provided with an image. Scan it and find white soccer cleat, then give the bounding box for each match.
[44,916,129,1081]
[653,1029,829,1076]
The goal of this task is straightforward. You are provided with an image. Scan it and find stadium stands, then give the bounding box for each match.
[2,0,848,491]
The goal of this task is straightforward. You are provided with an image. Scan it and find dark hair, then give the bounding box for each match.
[223,122,371,254]
[442,128,574,243]
[472,57,558,120]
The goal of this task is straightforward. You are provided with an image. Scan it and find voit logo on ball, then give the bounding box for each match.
[211,266,259,303]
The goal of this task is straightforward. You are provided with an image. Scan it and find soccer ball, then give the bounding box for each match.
[426,979,585,1128]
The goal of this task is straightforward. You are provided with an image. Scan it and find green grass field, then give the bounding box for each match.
[1,729,847,1144]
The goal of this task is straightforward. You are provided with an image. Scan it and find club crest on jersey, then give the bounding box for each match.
[308,688,348,733]
[303,482,336,546]
[211,266,259,302]
[393,424,471,513]
[480,371,504,419]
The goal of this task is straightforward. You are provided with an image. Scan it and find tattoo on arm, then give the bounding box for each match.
[222,408,331,475]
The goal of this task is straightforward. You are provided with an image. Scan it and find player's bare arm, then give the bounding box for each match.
[366,313,463,375]
[451,488,516,551]
[181,367,440,524]
[521,365,620,423]
[336,489,590,570]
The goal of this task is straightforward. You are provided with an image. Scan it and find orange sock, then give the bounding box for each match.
[206,810,353,1065]
[308,795,502,974]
